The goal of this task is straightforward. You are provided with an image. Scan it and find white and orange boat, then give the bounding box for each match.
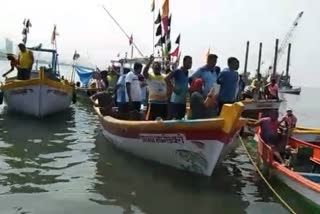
[94,102,246,176]
[255,131,320,208]
[0,48,75,117]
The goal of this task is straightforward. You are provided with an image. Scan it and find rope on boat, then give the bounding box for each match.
[238,136,297,214]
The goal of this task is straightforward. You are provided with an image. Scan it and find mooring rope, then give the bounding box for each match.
[239,136,297,214]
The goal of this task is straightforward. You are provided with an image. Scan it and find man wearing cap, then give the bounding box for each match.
[279,108,297,131]
[188,78,211,120]
[17,43,34,80]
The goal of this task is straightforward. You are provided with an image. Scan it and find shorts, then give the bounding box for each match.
[168,103,186,120]
[146,103,167,120]
[130,101,141,112]
[17,68,31,80]
[117,102,129,113]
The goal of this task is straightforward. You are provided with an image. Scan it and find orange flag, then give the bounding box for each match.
[162,0,169,18]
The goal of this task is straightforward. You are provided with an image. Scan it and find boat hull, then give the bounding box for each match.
[279,87,301,95]
[101,127,239,176]
[256,134,320,208]
[292,127,320,146]
[242,100,281,119]
[3,84,72,117]
[272,170,320,207]
[96,102,245,176]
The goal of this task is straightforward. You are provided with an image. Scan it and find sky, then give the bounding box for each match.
[0,0,319,86]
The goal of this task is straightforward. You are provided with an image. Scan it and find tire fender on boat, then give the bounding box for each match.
[0,90,3,105]
[72,91,77,104]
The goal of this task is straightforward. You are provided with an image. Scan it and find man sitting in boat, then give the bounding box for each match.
[126,63,143,112]
[2,54,18,78]
[264,78,279,100]
[90,88,115,116]
[247,110,285,164]
[166,56,192,120]
[143,55,168,120]
[188,78,215,119]
[17,43,34,80]
[217,57,240,115]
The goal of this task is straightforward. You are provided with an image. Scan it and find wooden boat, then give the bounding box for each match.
[255,132,320,208]
[241,99,281,119]
[279,86,301,95]
[293,127,320,146]
[0,48,74,117]
[94,102,246,176]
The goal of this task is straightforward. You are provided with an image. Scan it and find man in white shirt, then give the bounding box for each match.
[126,63,143,112]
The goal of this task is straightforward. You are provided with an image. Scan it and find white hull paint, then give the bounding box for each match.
[243,101,281,111]
[3,85,72,117]
[279,87,301,95]
[273,170,320,206]
[292,133,320,143]
[101,128,239,176]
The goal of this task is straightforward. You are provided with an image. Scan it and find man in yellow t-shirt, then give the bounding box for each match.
[143,55,168,120]
[17,43,34,80]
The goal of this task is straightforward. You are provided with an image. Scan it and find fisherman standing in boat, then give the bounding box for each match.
[190,54,219,96]
[166,56,192,120]
[126,63,143,112]
[217,57,240,114]
[247,110,285,164]
[2,54,18,77]
[143,55,168,120]
[17,43,34,80]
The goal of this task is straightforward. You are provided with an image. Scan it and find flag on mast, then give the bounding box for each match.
[151,0,155,12]
[175,34,181,44]
[161,0,169,35]
[129,34,133,45]
[155,10,161,24]
[51,25,59,45]
[205,47,210,61]
[73,50,80,60]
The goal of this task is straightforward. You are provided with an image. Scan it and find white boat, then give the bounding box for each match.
[242,99,281,119]
[0,48,75,117]
[279,86,301,95]
[94,102,246,176]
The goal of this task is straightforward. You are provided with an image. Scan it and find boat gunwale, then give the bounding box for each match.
[256,133,320,194]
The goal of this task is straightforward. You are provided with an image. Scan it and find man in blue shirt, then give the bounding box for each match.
[190,54,220,96]
[217,57,240,114]
[165,56,192,119]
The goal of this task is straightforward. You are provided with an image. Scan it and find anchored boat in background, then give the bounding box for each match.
[0,48,75,117]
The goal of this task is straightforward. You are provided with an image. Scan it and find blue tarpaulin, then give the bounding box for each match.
[74,65,94,86]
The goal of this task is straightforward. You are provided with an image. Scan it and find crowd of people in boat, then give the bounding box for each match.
[87,54,280,121]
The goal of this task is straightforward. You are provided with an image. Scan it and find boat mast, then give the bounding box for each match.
[243,41,249,83]
[272,38,279,77]
[257,42,263,80]
[285,43,292,81]
[101,5,144,57]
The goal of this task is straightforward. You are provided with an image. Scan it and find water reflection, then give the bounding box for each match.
[0,104,97,195]
[91,133,250,214]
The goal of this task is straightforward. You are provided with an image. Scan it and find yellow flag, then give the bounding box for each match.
[205,47,210,62]
[162,0,169,17]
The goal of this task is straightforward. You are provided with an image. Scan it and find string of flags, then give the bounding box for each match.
[152,0,181,62]
[22,18,32,45]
